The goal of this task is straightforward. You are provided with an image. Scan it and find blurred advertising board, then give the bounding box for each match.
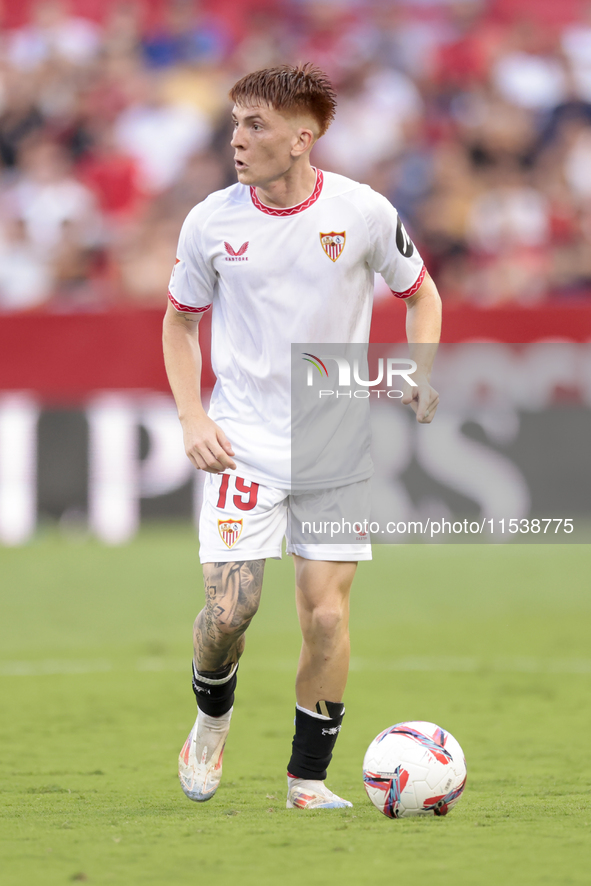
[0,306,590,544]
[290,343,591,545]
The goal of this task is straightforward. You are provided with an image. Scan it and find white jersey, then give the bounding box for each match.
[168,169,425,488]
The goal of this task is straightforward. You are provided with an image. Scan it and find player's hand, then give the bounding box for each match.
[401,378,439,423]
[181,414,236,473]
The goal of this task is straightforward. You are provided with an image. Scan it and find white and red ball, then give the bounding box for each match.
[363,721,467,819]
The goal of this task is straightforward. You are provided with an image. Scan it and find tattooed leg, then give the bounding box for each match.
[193,559,265,672]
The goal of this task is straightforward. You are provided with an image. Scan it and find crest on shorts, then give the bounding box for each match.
[218,519,243,548]
[320,231,346,262]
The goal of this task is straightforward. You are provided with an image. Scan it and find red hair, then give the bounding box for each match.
[229,63,337,136]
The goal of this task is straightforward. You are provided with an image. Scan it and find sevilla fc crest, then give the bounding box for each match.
[320,231,346,262]
[218,519,243,548]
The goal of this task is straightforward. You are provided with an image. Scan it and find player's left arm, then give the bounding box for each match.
[403,270,442,424]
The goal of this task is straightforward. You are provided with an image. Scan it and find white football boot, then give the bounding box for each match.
[178,707,232,802]
[286,776,353,809]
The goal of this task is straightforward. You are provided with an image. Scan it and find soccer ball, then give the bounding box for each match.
[363,721,467,818]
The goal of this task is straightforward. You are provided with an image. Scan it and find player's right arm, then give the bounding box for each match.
[363,189,441,423]
[163,301,236,473]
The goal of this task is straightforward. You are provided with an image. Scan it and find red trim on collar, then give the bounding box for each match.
[168,290,211,314]
[250,169,324,216]
[391,264,426,299]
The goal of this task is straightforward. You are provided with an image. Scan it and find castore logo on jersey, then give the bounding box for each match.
[224,241,249,261]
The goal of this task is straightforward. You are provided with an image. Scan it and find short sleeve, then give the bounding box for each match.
[167,209,216,314]
[366,191,426,299]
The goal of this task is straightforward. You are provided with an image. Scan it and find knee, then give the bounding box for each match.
[306,603,348,642]
[198,596,260,639]
[218,599,260,636]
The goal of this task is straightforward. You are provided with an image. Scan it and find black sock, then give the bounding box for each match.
[287,701,345,780]
[191,661,238,717]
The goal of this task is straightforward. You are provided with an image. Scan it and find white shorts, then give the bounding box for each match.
[198,472,372,563]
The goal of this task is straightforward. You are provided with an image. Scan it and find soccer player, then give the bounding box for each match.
[163,63,441,809]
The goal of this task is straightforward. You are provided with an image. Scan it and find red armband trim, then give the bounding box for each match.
[168,290,211,314]
[391,264,426,299]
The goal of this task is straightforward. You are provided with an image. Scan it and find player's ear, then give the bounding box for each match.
[291,127,315,157]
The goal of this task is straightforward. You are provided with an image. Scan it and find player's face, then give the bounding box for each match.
[231,103,313,188]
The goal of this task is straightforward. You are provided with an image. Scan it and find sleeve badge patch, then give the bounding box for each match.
[396,216,415,258]
[218,519,243,548]
[320,231,346,262]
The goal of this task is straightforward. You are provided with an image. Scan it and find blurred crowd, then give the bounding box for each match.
[1,0,591,312]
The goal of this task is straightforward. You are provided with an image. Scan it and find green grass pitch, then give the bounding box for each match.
[1,530,590,886]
